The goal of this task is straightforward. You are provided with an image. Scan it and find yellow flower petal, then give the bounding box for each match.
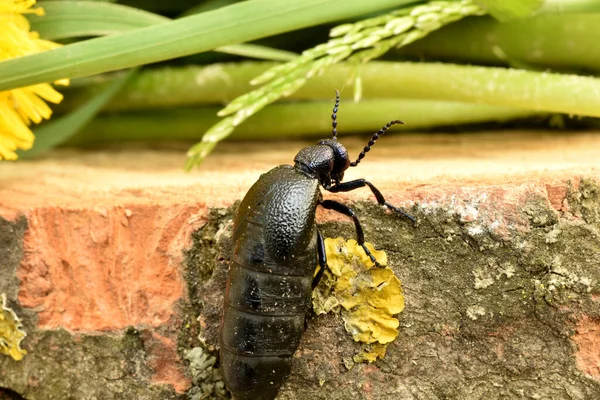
[30,82,64,104]
[0,0,68,160]
[0,103,34,142]
[0,135,19,160]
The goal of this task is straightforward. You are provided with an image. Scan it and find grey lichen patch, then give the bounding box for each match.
[548,255,594,293]
[473,266,494,289]
[497,262,516,279]
[474,259,519,289]
[184,210,227,286]
[184,347,227,400]
[570,178,600,223]
[466,305,486,320]
[545,226,562,243]
[523,199,559,228]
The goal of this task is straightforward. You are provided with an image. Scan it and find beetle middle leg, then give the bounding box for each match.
[312,229,328,289]
[327,179,415,224]
[306,230,329,331]
[319,199,382,267]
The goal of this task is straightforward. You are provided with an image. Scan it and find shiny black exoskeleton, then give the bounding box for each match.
[219,90,414,400]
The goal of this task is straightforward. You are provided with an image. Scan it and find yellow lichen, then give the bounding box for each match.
[353,342,388,363]
[312,237,405,363]
[0,293,27,361]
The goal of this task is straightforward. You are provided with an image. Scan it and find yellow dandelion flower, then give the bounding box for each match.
[0,0,68,160]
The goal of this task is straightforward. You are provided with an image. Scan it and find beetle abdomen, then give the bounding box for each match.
[221,306,305,355]
[220,261,312,400]
[226,262,312,315]
[219,351,292,400]
[220,166,320,399]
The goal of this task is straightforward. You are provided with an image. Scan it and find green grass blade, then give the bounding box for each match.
[18,68,136,158]
[1,0,418,91]
[476,0,542,21]
[179,0,240,17]
[30,1,296,61]
[29,1,168,40]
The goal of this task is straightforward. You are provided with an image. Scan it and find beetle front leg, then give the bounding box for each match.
[326,179,415,224]
[319,199,382,267]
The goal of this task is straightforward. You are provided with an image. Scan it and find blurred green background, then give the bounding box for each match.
[2,0,599,167]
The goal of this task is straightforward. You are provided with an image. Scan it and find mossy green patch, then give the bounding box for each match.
[0,327,182,399]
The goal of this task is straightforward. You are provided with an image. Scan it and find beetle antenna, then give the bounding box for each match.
[350,119,404,167]
[332,90,340,140]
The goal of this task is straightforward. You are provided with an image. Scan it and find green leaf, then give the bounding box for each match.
[179,0,239,17]
[30,1,297,62]
[30,1,168,40]
[476,0,543,21]
[18,69,136,158]
[0,0,418,91]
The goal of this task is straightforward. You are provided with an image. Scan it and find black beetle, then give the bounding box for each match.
[219,90,414,400]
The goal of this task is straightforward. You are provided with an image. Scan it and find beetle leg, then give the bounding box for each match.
[319,199,382,267]
[312,229,328,289]
[326,179,415,224]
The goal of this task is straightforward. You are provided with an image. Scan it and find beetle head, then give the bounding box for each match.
[294,139,349,187]
[295,89,404,187]
[318,138,350,184]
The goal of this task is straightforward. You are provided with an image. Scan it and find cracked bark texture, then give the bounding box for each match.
[1,133,600,399]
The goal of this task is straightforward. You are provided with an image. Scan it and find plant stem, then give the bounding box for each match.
[56,63,278,113]
[399,14,600,73]
[67,99,541,145]
[58,61,600,117]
